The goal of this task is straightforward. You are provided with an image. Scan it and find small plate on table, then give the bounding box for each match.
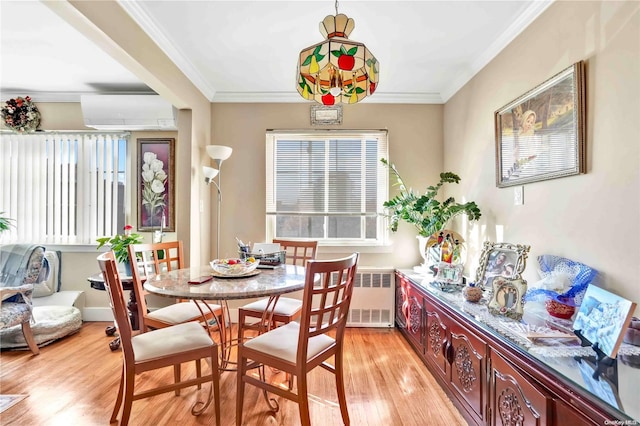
[211,269,261,279]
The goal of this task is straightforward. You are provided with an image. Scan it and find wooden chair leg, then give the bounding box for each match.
[236,354,246,426]
[21,321,40,355]
[211,354,221,426]
[174,364,181,396]
[335,349,350,426]
[298,374,311,426]
[120,368,135,426]
[111,364,125,423]
[196,359,202,390]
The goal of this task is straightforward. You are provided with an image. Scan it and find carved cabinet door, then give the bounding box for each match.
[490,351,550,426]
[424,302,449,379]
[395,280,407,329]
[448,321,487,424]
[395,273,424,353]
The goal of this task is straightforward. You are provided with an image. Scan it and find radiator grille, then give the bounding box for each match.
[342,268,395,328]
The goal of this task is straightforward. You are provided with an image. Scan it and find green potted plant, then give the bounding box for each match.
[381,158,481,267]
[96,225,143,273]
[0,212,15,233]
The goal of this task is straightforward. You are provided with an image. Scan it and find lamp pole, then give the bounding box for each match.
[204,145,232,260]
[214,159,223,259]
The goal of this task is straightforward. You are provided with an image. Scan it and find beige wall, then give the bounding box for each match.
[210,103,443,268]
[444,1,640,313]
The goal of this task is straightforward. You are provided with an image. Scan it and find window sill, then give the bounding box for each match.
[317,243,394,254]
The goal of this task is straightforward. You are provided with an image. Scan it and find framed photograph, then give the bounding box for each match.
[474,241,530,289]
[310,104,343,125]
[434,262,464,285]
[488,277,528,321]
[572,285,637,359]
[495,61,586,187]
[137,138,175,232]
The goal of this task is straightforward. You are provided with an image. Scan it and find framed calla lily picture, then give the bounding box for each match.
[137,138,175,232]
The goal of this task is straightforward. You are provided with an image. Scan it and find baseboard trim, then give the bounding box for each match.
[82,307,114,322]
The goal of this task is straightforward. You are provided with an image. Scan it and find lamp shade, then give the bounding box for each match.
[202,166,219,182]
[206,145,233,162]
[297,13,378,105]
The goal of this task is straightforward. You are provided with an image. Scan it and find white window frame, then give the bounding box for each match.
[0,132,129,246]
[265,130,389,247]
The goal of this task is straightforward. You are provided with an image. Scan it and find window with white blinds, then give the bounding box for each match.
[0,132,128,245]
[266,131,388,245]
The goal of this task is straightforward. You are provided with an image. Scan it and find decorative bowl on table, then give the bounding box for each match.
[545,297,576,319]
[210,258,260,276]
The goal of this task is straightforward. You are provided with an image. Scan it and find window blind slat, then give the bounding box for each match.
[0,132,127,245]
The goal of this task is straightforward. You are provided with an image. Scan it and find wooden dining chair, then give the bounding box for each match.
[128,241,222,332]
[237,239,317,340]
[97,251,221,426]
[236,252,359,426]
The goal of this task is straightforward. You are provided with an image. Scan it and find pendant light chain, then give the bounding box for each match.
[335,0,339,15]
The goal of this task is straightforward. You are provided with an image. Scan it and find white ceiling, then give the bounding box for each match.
[0,1,553,104]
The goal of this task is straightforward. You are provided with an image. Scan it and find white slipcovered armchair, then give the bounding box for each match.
[0,244,83,351]
[0,283,39,354]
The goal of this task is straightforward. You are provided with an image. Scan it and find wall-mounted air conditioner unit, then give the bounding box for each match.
[80,95,177,130]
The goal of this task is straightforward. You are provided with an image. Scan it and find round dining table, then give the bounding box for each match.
[143,264,307,369]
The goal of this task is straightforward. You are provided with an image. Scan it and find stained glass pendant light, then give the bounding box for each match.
[296,0,379,105]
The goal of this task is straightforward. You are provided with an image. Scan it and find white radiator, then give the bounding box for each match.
[342,267,395,328]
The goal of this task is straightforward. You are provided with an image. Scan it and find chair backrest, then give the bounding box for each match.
[272,239,318,266]
[128,241,185,329]
[297,253,358,363]
[97,251,134,362]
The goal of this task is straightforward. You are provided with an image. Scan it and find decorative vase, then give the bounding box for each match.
[417,236,429,267]
[121,260,132,277]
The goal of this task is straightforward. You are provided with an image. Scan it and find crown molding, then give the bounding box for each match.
[211,91,443,104]
[440,0,555,102]
[3,90,442,104]
[119,1,217,101]
[0,91,153,103]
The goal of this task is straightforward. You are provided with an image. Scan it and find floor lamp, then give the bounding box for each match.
[203,145,233,259]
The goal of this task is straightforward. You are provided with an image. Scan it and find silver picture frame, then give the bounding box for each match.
[474,241,530,289]
[310,104,343,125]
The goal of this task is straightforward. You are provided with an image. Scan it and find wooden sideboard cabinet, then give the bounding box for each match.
[395,270,639,426]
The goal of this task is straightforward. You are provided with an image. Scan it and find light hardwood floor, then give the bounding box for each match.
[0,322,466,426]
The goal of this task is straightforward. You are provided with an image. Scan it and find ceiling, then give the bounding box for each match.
[0,1,553,104]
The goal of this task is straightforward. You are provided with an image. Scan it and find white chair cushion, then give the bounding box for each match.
[241,297,302,316]
[147,301,215,324]
[0,305,82,349]
[132,321,213,362]
[243,322,334,364]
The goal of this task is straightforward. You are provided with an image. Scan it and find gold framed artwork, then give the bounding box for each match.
[137,138,175,232]
[488,277,528,321]
[495,61,586,187]
[474,241,530,289]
